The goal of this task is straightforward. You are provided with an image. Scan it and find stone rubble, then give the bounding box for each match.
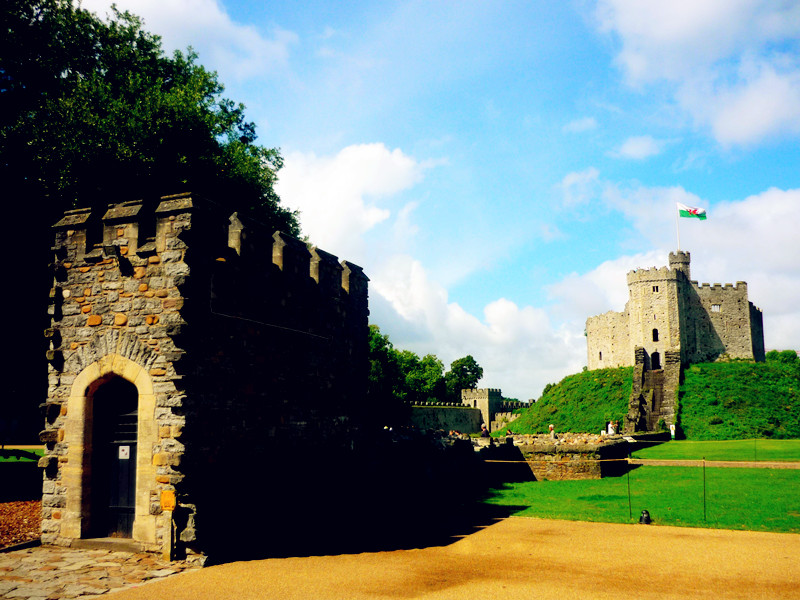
[0,546,198,599]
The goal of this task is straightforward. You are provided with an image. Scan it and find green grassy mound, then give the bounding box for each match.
[498,367,632,435]
[678,359,800,440]
[499,351,798,440]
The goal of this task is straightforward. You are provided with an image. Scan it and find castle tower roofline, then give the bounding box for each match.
[668,250,691,280]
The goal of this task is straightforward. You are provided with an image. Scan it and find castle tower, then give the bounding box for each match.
[585,250,765,433]
[668,250,691,280]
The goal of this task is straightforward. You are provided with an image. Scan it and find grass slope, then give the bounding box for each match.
[678,360,800,440]
[499,367,632,435]
[501,356,798,440]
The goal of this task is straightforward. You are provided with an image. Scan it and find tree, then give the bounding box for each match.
[400,352,445,404]
[1,0,299,233]
[0,0,299,442]
[444,355,483,402]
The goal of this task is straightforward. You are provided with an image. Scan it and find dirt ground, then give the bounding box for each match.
[105,517,800,600]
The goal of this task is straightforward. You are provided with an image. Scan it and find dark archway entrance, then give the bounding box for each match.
[90,376,138,538]
[651,351,661,370]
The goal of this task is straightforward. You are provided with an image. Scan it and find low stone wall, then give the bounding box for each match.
[410,406,483,434]
[510,433,630,480]
[491,411,520,431]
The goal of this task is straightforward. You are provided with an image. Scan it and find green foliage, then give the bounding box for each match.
[0,0,299,233]
[500,367,632,434]
[678,360,800,440]
[632,439,800,462]
[444,355,483,402]
[484,465,800,533]
[766,349,799,364]
[367,326,482,412]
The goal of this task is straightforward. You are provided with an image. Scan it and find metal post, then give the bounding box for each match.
[702,457,707,521]
[627,455,632,521]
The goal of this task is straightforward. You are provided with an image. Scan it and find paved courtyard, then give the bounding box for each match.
[0,546,197,599]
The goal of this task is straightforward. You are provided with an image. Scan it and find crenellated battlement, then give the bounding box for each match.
[53,193,367,304]
[691,281,748,292]
[626,265,683,285]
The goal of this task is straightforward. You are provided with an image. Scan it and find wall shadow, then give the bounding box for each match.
[193,434,528,564]
[0,459,41,502]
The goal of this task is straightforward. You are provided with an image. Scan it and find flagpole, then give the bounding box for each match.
[676,206,681,250]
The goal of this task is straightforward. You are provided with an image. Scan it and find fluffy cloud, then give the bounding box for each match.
[613,135,663,159]
[558,167,601,207]
[275,143,424,260]
[80,0,296,81]
[276,144,590,399]
[596,0,800,146]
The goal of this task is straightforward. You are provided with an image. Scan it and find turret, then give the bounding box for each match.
[668,250,691,280]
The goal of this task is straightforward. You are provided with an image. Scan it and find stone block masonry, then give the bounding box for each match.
[586,251,765,432]
[41,193,369,562]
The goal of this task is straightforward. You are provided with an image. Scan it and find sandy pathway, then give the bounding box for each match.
[106,517,800,600]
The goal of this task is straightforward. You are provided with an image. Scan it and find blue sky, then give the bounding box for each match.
[85,0,800,400]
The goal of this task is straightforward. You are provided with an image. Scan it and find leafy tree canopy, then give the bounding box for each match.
[367,326,483,410]
[444,355,483,401]
[0,0,299,234]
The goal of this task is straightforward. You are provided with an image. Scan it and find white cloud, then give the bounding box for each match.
[707,66,800,145]
[614,135,663,159]
[275,143,424,260]
[547,250,666,320]
[563,117,598,133]
[80,0,297,81]
[595,0,800,146]
[558,167,601,207]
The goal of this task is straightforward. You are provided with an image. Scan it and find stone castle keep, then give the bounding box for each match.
[585,251,765,431]
[40,193,369,560]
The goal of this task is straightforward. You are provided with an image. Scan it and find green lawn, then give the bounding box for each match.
[0,448,44,463]
[484,466,800,533]
[631,439,800,462]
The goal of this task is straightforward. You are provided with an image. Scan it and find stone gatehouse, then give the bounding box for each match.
[40,193,369,561]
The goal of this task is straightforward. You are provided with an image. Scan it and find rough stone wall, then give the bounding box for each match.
[586,310,630,369]
[685,282,761,362]
[587,251,764,372]
[41,193,369,561]
[515,438,629,480]
[460,389,506,431]
[409,406,483,433]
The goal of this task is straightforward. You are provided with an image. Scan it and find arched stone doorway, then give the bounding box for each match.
[62,355,159,547]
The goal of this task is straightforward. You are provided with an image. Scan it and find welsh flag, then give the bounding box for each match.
[677,202,707,220]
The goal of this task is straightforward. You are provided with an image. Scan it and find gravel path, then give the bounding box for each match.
[100,517,800,600]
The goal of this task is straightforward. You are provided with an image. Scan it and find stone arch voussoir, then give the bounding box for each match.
[67,329,157,376]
